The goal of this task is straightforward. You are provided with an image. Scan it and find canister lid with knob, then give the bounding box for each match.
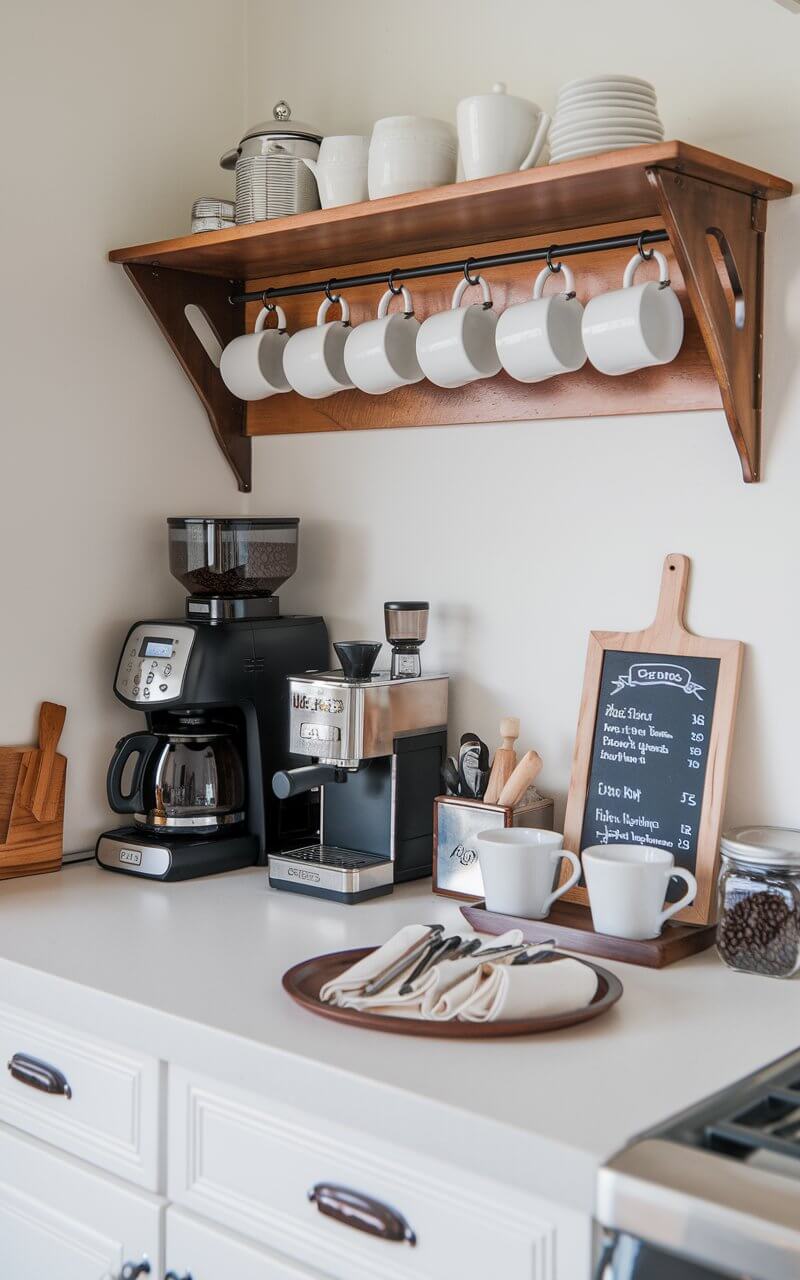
[220,100,323,168]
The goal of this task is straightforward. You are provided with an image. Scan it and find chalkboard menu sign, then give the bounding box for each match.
[579,650,720,901]
[563,556,743,925]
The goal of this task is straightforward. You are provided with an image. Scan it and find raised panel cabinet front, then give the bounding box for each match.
[0,1000,162,1188]
[0,1122,164,1280]
[168,1067,564,1280]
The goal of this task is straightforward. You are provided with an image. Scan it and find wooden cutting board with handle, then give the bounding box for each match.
[0,702,67,879]
[31,702,67,823]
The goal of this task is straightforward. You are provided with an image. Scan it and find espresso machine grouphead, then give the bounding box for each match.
[268,639,448,903]
[96,517,329,881]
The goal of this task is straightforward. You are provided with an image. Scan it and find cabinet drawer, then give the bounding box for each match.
[0,1000,162,1189]
[0,1122,164,1280]
[168,1068,556,1280]
[167,1207,327,1280]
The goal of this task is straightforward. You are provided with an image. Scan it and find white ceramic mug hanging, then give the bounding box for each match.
[219,304,291,400]
[495,262,586,382]
[343,284,424,394]
[581,248,684,376]
[283,293,354,399]
[416,272,501,388]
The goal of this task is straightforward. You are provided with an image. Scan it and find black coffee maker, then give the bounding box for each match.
[96,517,329,881]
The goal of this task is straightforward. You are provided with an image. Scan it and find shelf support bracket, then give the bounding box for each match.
[124,263,250,492]
[648,166,766,482]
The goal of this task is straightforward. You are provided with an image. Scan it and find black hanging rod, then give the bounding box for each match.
[228,228,669,306]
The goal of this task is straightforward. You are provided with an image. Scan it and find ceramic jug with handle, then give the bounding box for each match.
[300,135,369,209]
[457,82,551,181]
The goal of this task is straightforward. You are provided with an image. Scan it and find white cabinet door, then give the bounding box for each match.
[0,1122,164,1280]
[166,1207,328,1280]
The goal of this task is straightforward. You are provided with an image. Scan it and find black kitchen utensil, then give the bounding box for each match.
[458,733,490,799]
[442,756,461,796]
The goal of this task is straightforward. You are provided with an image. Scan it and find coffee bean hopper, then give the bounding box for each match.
[96,517,329,881]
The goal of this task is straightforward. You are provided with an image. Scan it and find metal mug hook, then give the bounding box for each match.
[545,246,563,275]
[324,280,341,304]
[637,232,655,262]
[463,258,481,288]
[261,292,276,311]
[386,269,403,296]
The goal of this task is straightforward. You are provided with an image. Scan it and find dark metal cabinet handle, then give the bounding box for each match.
[7,1053,72,1099]
[120,1262,150,1280]
[164,1272,193,1280]
[308,1183,416,1245]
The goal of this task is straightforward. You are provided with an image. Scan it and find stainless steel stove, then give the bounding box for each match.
[597,1048,800,1280]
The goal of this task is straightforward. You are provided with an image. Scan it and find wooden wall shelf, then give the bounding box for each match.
[109,142,791,490]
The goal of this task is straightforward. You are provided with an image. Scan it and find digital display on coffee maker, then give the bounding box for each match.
[140,637,174,659]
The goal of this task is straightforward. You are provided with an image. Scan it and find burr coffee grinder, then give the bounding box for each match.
[269,635,448,903]
[384,601,429,678]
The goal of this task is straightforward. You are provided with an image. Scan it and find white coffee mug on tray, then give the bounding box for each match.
[476,827,581,919]
[582,844,698,940]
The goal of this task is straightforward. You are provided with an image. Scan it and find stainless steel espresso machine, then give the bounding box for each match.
[96,517,329,881]
[269,611,448,903]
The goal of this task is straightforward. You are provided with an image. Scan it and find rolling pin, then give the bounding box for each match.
[484,717,520,804]
[497,750,543,809]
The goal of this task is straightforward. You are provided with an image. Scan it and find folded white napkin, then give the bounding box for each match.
[339,931,524,1017]
[319,924,432,1005]
[456,958,598,1023]
[320,926,523,1015]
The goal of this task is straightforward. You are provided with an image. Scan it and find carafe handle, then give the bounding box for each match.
[519,111,551,171]
[107,733,159,815]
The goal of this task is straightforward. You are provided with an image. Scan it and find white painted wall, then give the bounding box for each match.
[0,0,245,849]
[4,0,798,855]
[245,0,800,829]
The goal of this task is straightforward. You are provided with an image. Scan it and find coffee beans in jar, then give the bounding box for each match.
[717,827,800,979]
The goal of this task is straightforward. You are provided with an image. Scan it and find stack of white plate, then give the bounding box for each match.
[549,75,664,164]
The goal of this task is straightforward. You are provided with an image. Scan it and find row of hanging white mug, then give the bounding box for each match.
[219,250,685,402]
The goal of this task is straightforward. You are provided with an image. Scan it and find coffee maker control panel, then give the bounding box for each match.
[114,623,195,705]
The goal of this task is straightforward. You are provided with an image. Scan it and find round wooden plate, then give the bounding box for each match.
[282,947,623,1038]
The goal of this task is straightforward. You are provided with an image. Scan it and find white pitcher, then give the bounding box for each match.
[457,83,550,181]
[300,135,369,209]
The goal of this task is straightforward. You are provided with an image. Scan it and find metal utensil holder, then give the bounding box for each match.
[433,792,555,901]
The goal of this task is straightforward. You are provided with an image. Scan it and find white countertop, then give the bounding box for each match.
[0,861,797,1214]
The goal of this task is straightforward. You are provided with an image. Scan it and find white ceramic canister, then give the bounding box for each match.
[368,116,458,200]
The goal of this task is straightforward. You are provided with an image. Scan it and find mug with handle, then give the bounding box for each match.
[476,827,582,919]
[343,285,424,395]
[283,294,354,399]
[582,844,698,940]
[416,273,501,389]
[495,263,587,383]
[219,304,291,401]
[581,249,685,376]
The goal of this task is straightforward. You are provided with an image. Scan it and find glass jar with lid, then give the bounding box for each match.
[717,826,800,978]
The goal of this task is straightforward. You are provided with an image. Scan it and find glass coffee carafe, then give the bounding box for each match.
[106,717,245,833]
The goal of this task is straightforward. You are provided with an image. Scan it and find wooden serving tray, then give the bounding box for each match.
[282,947,622,1039]
[460,901,716,969]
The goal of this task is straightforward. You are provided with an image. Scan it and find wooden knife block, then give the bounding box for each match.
[0,747,66,880]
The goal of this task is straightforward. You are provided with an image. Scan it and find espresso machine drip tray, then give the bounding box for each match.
[269,846,394,903]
